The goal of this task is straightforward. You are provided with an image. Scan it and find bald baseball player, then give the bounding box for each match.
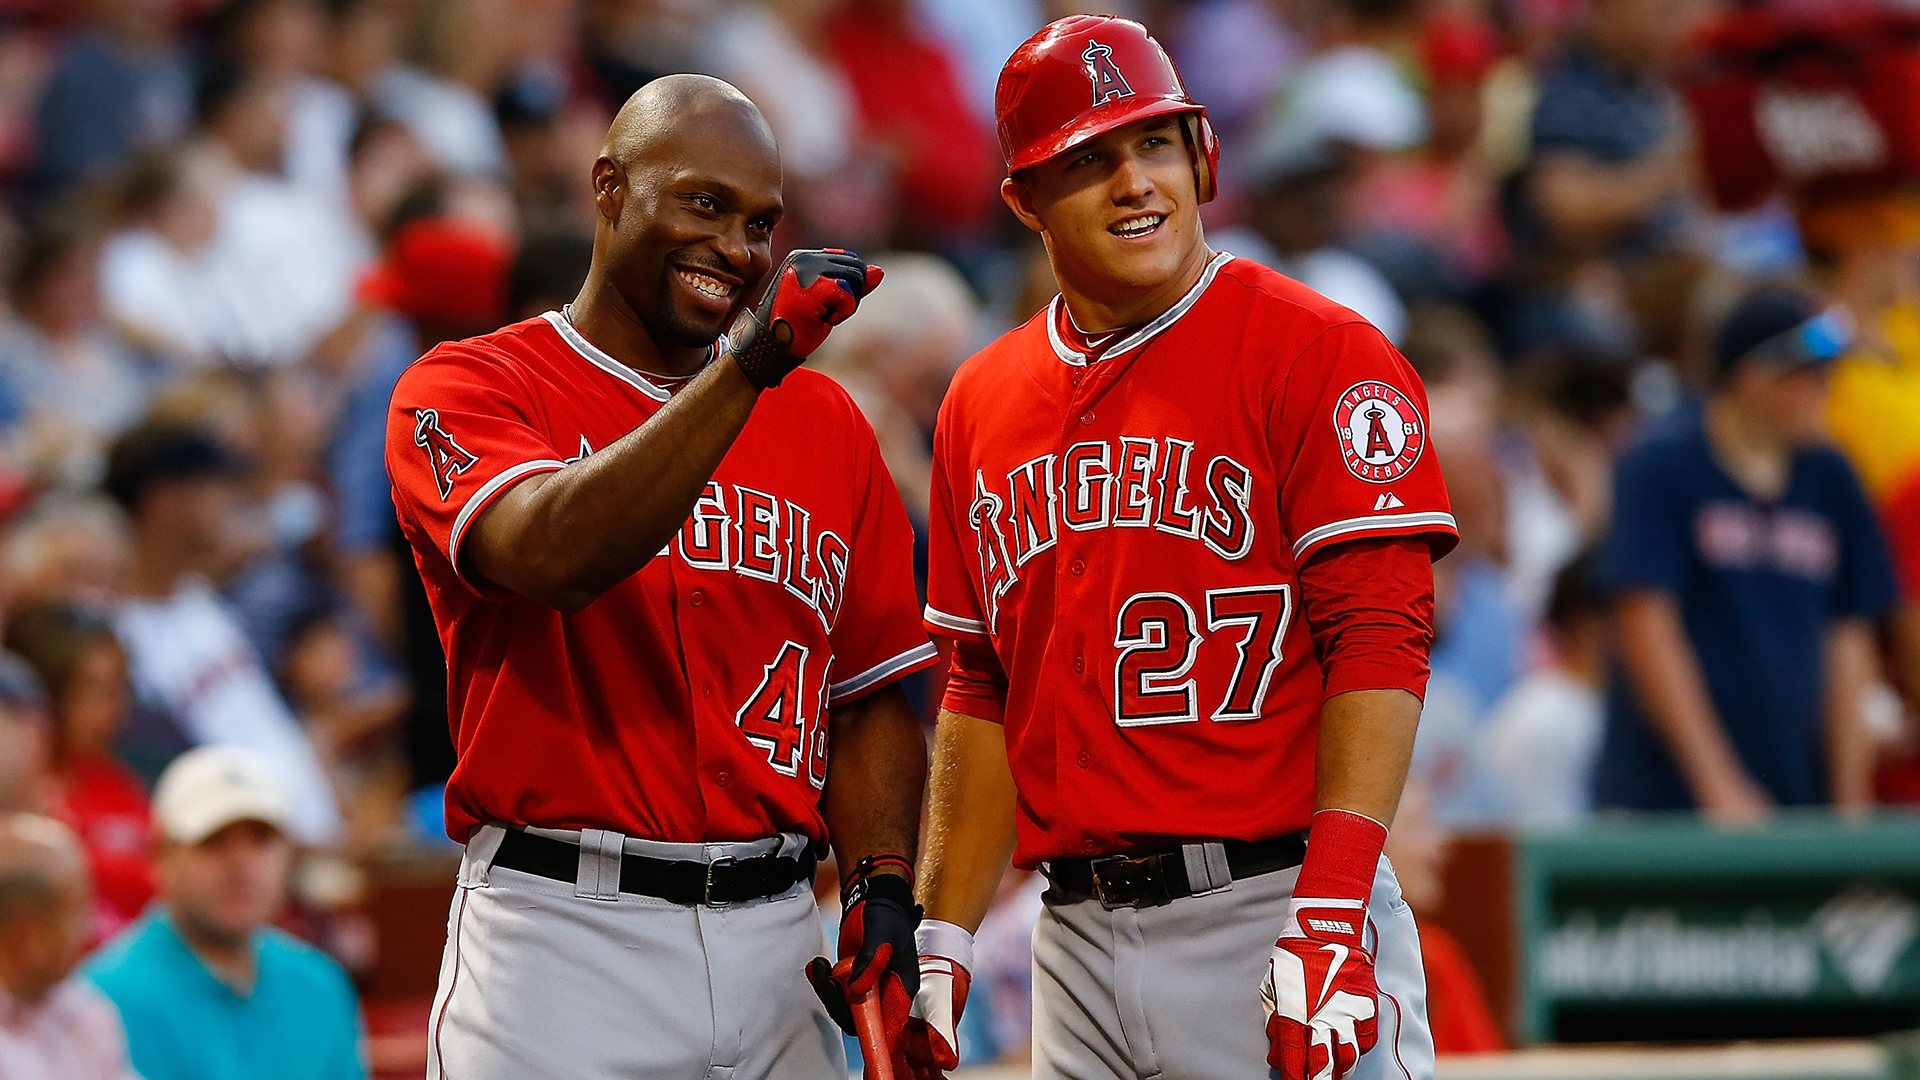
[905,17,1452,1080]
[387,75,937,1079]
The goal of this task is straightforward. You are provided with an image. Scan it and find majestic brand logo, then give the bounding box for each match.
[413,409,480,500]
[1084,40,1135,105]
[1333,381,1425,484]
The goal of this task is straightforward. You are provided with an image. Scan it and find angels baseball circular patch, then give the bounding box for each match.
[1334,381,1426,483]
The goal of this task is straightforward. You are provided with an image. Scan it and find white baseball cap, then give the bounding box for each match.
[152,746,293,846]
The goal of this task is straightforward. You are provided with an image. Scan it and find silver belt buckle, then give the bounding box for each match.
[704,856,736,906]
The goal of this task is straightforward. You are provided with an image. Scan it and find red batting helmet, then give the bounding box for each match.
[995,15,1221,203]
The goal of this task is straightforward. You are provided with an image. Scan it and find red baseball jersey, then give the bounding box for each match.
[924,253,1457,867]
[387,312,937,845]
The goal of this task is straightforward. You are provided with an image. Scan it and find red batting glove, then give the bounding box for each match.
[808,862,920,1078]
[901,919,972,1079]
[729,248,884,388]
[1261,809,1387,1080]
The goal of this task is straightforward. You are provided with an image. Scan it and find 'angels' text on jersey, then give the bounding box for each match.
[967,436,1255,632]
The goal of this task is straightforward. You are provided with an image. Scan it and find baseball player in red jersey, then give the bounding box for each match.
[905,17,1457,1080]
[386,76,938,1079]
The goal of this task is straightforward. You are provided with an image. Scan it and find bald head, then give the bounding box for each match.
[604,74,778,175]
[0,814,83,926]
[581,73,785,358]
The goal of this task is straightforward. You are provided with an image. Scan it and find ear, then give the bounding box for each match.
[592,156,625,225]
[1001,176,1045,236]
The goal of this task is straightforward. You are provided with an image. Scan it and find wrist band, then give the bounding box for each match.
[728,312,795,389]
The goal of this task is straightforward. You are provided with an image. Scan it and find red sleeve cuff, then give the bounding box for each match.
[940,637,1008,723]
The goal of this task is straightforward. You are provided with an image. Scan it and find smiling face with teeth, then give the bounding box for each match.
[588,85,785,369]
[1002,114,1213,329]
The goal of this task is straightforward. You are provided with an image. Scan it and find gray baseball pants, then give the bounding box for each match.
[425,824,845,1080]
[1031,856,1434,1080]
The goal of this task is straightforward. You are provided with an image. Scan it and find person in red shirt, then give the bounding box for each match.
[908,17,1454,1080]
[387,75,935,1080]
[4,604,153,944]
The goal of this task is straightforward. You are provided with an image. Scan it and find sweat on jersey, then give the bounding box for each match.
[924,253,1458,867]
[386,312,937,845]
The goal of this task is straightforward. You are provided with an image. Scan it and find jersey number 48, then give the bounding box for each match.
[735,642,830,788]
[1114,584,1293,726]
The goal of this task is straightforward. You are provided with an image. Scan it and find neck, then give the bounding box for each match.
[126,535,187,600]
[567,269,711,380]
[1704,395,1791,500]
[1056,243,1215,334]
[173,912,256,993]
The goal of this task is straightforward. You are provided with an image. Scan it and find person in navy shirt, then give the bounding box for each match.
[1597,285,1896,819]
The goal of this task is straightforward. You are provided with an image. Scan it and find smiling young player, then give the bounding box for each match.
[388,75,937,1079]
[906,17,1456,1080]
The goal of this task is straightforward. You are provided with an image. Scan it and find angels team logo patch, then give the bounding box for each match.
[1334,381,1425,483]
[414,408,479,500]
[1084,41,1134,105]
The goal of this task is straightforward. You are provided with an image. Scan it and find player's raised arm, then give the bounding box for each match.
[459,79,879,610]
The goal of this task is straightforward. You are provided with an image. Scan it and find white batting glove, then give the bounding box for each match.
[902,919,972,1079]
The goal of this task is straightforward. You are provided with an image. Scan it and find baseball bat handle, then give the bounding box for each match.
[850,987,895,1080]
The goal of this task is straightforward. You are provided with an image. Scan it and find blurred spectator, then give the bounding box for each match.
[916,0,1043,125]
[808,251,979,520]
[85,745,367,1080]
[329,215,512,791]
[0,813,139,1080]
[1485,551,1605,831]
[5,603,153,941]
[967,867,1044,1063]
[97,148,237,369]
[372,0,512,180]
[1597,285,1895,820]
[0,654,51,815]
[1382,781,1505,1055]
[28,0,192,202]
[1,494,130,608]
[0,217,151,489]
[1503,0,1711,356]
[704,0,869,237]
[1222,139,1408,343]
[823,0,1001,247]
[1166,0,1298,151]
[1255,0,1427,175]
[1811,190,1920,502]
[103,421,342,845]
[189,60,368,366]
[278,597,407,851]
[1352,10,1507,304]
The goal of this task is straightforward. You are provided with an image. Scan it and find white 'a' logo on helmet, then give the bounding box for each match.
[1084,40,1135,105]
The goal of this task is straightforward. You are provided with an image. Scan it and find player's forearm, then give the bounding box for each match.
[466,359,761,608]
[1314,688,1421,827]
[917,708,1018,933]
[1615,591,1757,799]
[822,684,927,882]
[1824,618,1878,811]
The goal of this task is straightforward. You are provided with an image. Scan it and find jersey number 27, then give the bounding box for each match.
[1114,584,1293,726]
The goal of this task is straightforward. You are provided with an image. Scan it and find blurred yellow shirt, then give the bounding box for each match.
[1826,303,1920,501]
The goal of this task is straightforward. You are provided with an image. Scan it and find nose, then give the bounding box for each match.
[1111,150,1154,205]
[712,219,751,273]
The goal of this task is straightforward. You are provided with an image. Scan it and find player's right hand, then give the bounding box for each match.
[901,920,972,1079]
[729,248,883,388]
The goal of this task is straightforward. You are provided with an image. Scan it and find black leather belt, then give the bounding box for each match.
[492,828,816,906]
[1046,832,1309,909]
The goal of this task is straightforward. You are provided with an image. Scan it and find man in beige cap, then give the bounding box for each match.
[85,746,368,1080]
[0,812,139,1080]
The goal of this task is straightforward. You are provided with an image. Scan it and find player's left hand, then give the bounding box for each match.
[808,859,921,1074]
[1262,895,1378,1080]
[730,248,884,388]
[1260,809,1389,1080]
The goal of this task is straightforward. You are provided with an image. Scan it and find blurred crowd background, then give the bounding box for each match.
[0,0,1917,1076]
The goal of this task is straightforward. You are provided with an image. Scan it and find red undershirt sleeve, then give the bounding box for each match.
[940,637,1010,724]
[1296,535,1438,700]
